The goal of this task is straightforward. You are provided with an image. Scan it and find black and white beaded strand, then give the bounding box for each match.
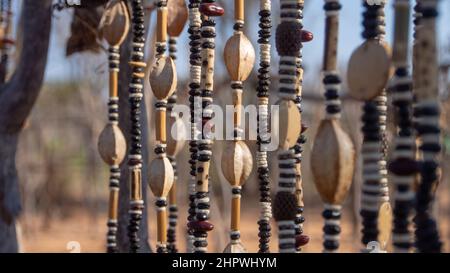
[387,0,416,253]
[413,0,442,253]
[359,0,389,248]
[322,0,343,253]
[127,0,147,253]
[186,0,202,253]
[256,0,272,254]
[273,0,304,254]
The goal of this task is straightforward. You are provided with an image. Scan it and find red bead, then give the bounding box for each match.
[188,220,214,232]
[295,234,310,248]
[199,3,224,17]
[301,30,314,43]
[2,38,15,45]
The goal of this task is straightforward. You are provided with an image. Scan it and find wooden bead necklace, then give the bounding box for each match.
[126,0,147,253]
[221,0,255,254]
[255,0,272,254]
[387,0,416,253]
[412,0,442,253]
[165,0,188,254]
[187,0,223,253]
[148,0,178,253]
[186,0,203,253]
[347,0,392,250]
[272,0,304,253]
[311,0,355,253]
[97,0,130,253]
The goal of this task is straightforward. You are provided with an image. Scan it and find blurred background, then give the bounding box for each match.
[5,0,450,252]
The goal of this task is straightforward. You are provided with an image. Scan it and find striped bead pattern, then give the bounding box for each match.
[193,0,217,253]
[127,0,146,253]
[256,0,272,254]
[413,0,442,253]
[359,0,389,247]
[388,0,415,253]
[322,204,341,252]
[187,0,202,253]
[273,0,304,254]
[107,165,120,253]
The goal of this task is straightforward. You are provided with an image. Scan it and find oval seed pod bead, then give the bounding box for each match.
[186,0,202,253]
[273,0,304,253]
[97,0,130,253]
[346,0,391,250]
[310,0,355,253]
[166,0,188,254]
[127,0,147,253]
[255,0,272,254]
[148,0,177,253]
[413,0,442,253]
[222,0,255,253]
[190,0,223,253]
[387,0,416,253]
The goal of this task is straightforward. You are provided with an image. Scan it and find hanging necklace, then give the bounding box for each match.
[412,0,442,253]
[255,0,272,254]
[222,0,255,254]
[187,0,223,253]
[148,0,179,253]
[0,0,12,82]
[311,0,355,253]
[126,0,147,253]
[98,0,130,253]
[272,0,304,253]
[165,0,188,254]
[347,0,392,251]
[387,0,416,253]
[186,0,202,253]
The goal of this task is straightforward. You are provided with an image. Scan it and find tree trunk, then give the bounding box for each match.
[0,0,52,253]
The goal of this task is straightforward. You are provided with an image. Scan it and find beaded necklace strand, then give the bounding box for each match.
[126,0,147,253]
[311,0,355,253]
[221,0,255,254]
[97,0,130,253]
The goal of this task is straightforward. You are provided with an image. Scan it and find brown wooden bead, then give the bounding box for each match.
[98,123,126,165]
[148,157,174,198]
[276,21,303,56]
[295,234,310,248]
[276,100,302,150]
[167,0,188,37]
[150,56,177,100]
[273,191,297,221]
[223,242,246,253]
[347,40,392,101]
[311,119,355,205]
[199,3,224,17]
[221,141,253,187]
[223,32,255,82]
[99,0,130,47]
[188,220,214,232]
[377,202,392,249]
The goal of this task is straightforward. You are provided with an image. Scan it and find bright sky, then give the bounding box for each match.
[14,1,449,85]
